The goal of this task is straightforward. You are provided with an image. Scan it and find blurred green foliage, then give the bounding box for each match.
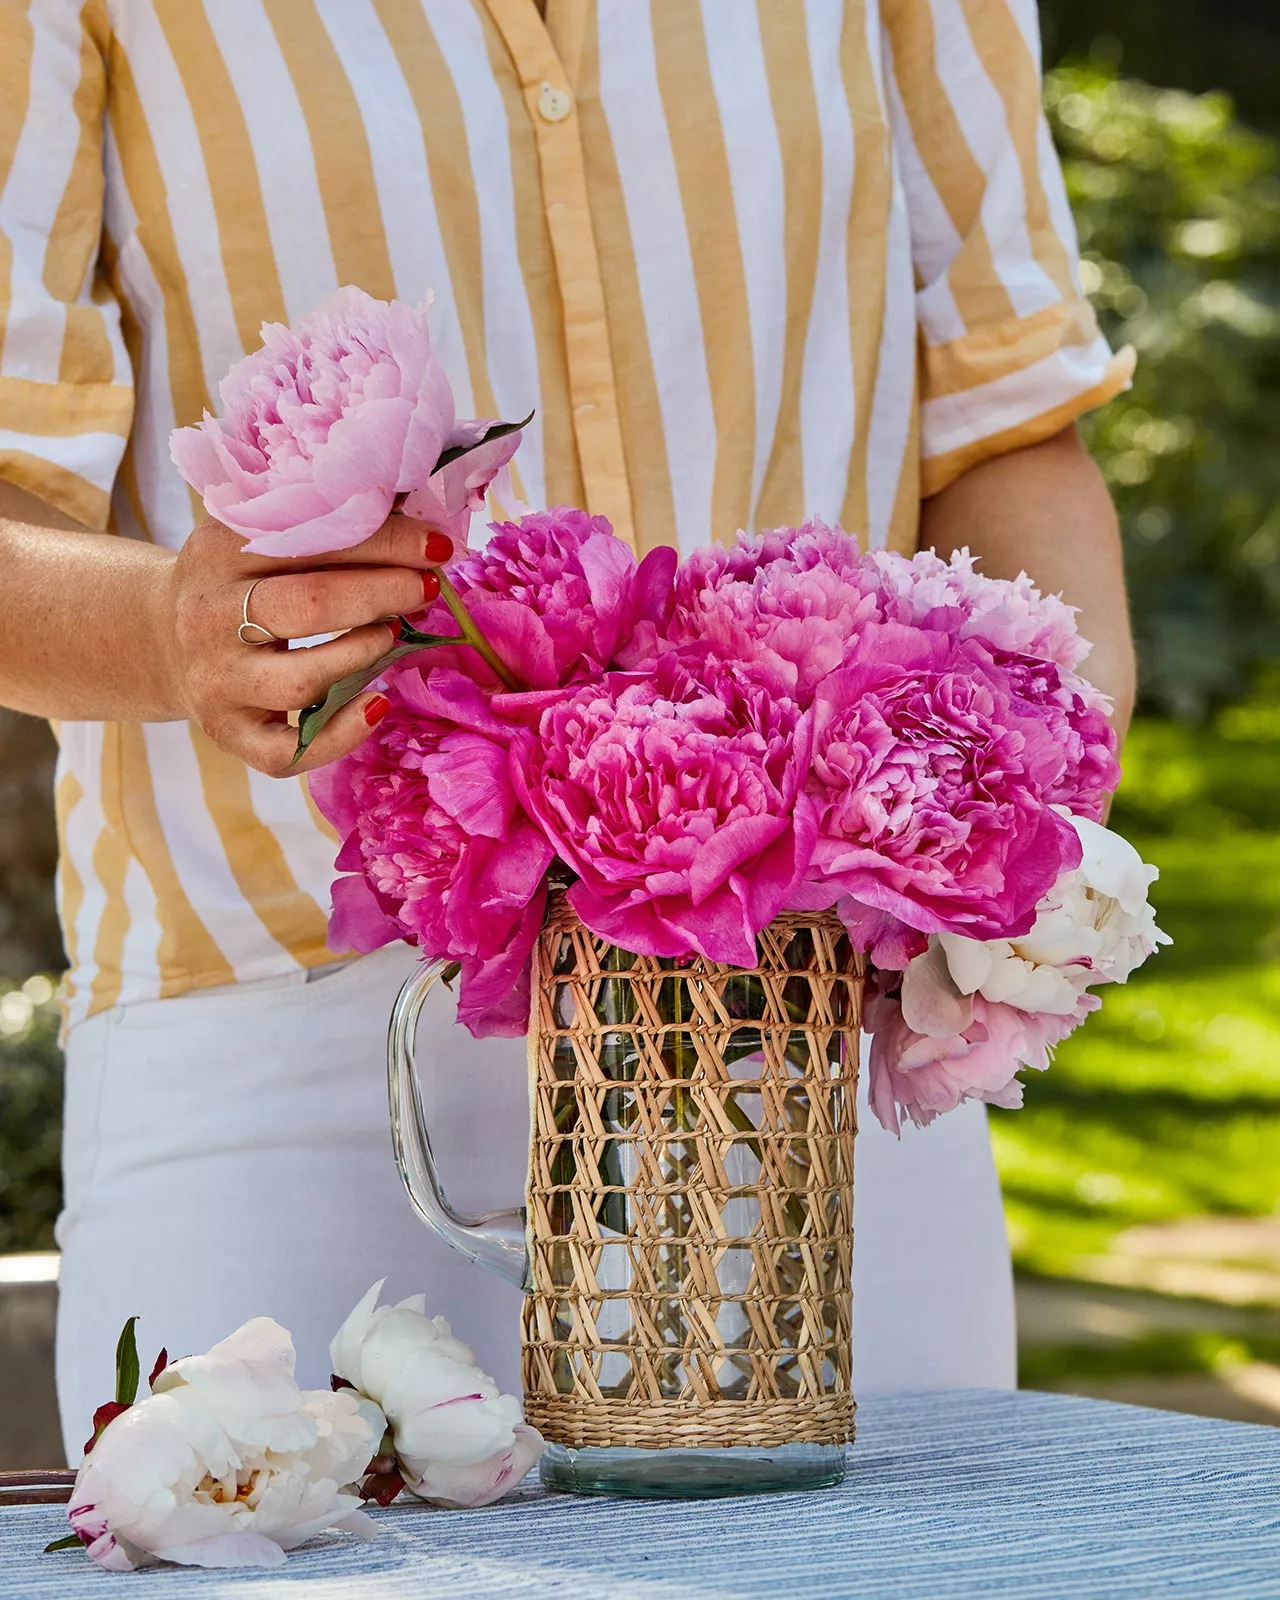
[1019,1329,1280,1389]
[0,977,62,1254]
[1039,0,1280,142]
[993,686,1280,1278]
[1046,64,1280,717]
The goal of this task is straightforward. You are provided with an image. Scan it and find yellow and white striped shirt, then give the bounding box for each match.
[0,0,1129,1029]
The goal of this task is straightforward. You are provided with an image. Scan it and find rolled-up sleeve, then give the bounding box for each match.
[0,0,133,529]
[882,0,1132,496]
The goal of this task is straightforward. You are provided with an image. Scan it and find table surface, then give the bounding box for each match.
[3,1390,1278,1600]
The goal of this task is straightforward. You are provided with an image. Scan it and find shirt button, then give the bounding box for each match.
[538,81,573,122]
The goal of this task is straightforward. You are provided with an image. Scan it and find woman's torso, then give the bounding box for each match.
[54,0,925,1026]
[56,0,1079,1023]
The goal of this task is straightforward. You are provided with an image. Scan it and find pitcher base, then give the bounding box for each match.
[538,1441,847,1499]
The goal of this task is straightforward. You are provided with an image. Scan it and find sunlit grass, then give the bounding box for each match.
[993,712,1280,1281]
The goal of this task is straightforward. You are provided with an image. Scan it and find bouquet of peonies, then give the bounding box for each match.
[311,515,1168,1131]
[174,289,1167,1131]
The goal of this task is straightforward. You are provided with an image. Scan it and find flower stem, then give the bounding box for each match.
[435,571,520,691]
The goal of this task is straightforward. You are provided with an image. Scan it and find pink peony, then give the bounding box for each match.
[834,899,928,970]
[863,984,1095,1133]
[867,546,1091,672]
[511,651,816,967]
[170,287,522,557]
[310,669,551,1036]
[971,647,1119,821]
[657,519,879,702]
[801,623,1082,942]
[442,507,677,690]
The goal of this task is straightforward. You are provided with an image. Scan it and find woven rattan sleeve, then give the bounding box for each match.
[520,899,862,1450]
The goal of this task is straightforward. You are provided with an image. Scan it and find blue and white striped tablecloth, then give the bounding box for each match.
[3,1390,1278,1599]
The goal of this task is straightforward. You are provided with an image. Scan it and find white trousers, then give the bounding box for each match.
[56,942,1014,1462]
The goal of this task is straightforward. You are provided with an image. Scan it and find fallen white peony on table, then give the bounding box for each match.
[64,1319,381,1571]
[52,1286,542,1571]
[330,1280,544,1509]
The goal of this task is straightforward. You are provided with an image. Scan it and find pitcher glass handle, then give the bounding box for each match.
[387,961,532,1292]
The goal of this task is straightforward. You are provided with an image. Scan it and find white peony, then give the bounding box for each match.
[901,813,1170,1040]
[66,1319,381,1571]
[331,1282,544,1507]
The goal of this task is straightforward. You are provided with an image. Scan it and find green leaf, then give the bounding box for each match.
[291,622,459,763]
[44,1535,83,1554]
[431,412,534,475]
[115,1316,140,1408]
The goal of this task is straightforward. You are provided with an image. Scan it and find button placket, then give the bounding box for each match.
[482,0,636,552]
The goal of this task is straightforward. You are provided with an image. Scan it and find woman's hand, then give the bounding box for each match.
[0,481,452,775]
[164,513,452,775]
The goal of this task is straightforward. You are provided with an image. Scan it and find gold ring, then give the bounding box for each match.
[237,578,278,646]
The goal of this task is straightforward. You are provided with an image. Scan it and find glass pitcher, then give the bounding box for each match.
[388,896,861,1499]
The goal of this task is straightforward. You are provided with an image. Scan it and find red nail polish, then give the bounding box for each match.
[421,570,441,606]
[387,617,403,641]
[424,531,453,564]
[363,694,391,727]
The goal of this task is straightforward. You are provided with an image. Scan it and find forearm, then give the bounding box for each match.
[919,425,1135,741]
[0,487,184,722]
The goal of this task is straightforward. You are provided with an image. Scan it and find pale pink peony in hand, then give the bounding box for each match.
[511,651,817,967]
[658,519,879,702]
[442,507,678,690]
[169,287,522,557]
[309,668,552,1036]
[799,622,1081,943]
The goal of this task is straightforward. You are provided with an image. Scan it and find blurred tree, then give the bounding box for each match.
[0,712,63,979]
[0,978,62,1254]
[1040,0,1280,140]
[1047,64,1280,716]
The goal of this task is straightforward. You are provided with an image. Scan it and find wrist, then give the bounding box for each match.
[137,548,190,719]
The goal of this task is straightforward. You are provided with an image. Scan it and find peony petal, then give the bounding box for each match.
[900,942,975,1038]
[356,1307,461,1401]
[659,879,757,967]
[311,398,413,505]
[421,733,517,839]
[203,477,334,536]
[465,597,559,690]
[169,422,227,495]
[937,932,995,996]
[230,489,393,557]
[151,1532,288,1570]
[1068,813,1158,914]
[332,1508,381,1541]
[329,1280,386,1392]
[327,875,404,956]
[404,1425,545,1509]
[687,814,788,906]
[836,899,927,970]
[566,881,698,961]
[634,542,678,628]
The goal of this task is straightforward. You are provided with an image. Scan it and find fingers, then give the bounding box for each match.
[212,692,391,779]
[243,564,441,641]
[240,621,402,711]
[306,513,455,572]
